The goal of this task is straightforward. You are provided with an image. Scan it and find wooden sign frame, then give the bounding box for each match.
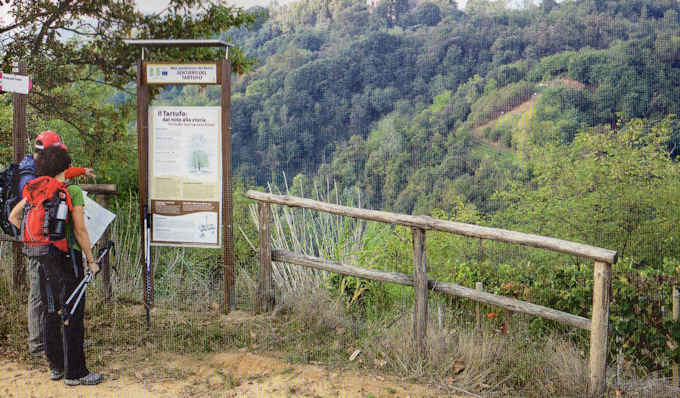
[127,39,235,320]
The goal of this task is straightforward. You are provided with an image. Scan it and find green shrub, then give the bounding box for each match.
[352,214,680,371]
[526,51,576,82]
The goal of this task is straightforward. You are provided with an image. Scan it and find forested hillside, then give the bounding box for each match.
[222,1,680,371]
[223,0,680,255]
[225,0,680,215]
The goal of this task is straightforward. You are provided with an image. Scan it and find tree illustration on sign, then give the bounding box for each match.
[190,149,209,172]
[188,135,210,173]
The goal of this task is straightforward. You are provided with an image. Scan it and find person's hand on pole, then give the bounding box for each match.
[87,259,100,277]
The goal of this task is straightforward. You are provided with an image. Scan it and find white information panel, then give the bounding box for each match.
[146,63,217,84]
[149,106,222,248]
[0,72,32,94]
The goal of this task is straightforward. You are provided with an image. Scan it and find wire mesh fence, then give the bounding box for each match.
[3,11,680,397]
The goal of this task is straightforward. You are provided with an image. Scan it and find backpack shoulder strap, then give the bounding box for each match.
[18,166,35,176]
[60,183,74,211]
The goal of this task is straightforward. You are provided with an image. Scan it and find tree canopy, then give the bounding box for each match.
[0,0,256,176]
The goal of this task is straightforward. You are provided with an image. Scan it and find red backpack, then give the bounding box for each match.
[21,176,73,256]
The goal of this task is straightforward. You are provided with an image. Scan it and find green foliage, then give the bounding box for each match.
[404,2,442,26]
[355,216,680,370]
[529,86,591,145]
[218,0,680,222]
[526,52,575,82]
[610,257,680,369]
[482,119,514,147]
[655,34,680,65]
[0,98,11,164]
[326,113,680,372]
[0,0,256,186]
[496,118,680,265]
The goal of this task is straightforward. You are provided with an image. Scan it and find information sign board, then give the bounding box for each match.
[146,63,217,84]
[149,106,222,247]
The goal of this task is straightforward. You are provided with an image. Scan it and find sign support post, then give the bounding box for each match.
[136,59,152,326]
[221,58,235,312]
[11,62,27,288]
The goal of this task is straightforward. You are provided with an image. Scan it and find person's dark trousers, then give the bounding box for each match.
[38,247,89,380]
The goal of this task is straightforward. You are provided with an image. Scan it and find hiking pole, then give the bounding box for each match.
[61,274,90,316]
[62,272,93,326]
[61,243,113,326]
[143,205,152,330]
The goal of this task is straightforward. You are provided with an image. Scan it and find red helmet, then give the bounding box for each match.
[35,130,68,151]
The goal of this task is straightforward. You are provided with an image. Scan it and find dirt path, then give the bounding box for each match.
[1,350,460,398]
[469,77,586,152]
[470,96,537,153]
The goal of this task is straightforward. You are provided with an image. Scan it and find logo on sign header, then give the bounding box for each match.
[148,67,168,77]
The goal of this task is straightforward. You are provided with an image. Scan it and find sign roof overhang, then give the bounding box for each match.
[123,39,232,48]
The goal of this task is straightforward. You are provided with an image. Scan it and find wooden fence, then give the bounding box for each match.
[246,190,618,396]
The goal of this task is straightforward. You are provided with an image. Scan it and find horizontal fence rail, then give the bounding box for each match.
[246,190,617,264]
[272,249,591,330]
[246,190,617,396]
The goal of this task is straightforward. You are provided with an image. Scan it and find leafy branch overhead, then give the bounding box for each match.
[0,0,257,166]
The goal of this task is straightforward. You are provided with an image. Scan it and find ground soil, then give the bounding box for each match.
[1,350,459,398]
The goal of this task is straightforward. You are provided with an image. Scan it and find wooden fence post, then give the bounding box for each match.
[589,261,611,397]
[476,282,483,331]
[673,286,679,387]
[96,193,113,302]
[257,202,274,313]
[412,227,428,356]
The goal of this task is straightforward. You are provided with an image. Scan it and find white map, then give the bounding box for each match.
[82,192,116,247]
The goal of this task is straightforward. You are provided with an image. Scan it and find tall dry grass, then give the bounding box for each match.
[104,192,240,311]
[243,176,366,300]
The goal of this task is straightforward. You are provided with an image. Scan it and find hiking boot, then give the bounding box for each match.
[29,348,44,358]
[49,367,64,381]
[65,372,103,386]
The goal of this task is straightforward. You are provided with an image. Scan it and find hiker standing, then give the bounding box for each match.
[17,131,94,357]
[9,145,103,386]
